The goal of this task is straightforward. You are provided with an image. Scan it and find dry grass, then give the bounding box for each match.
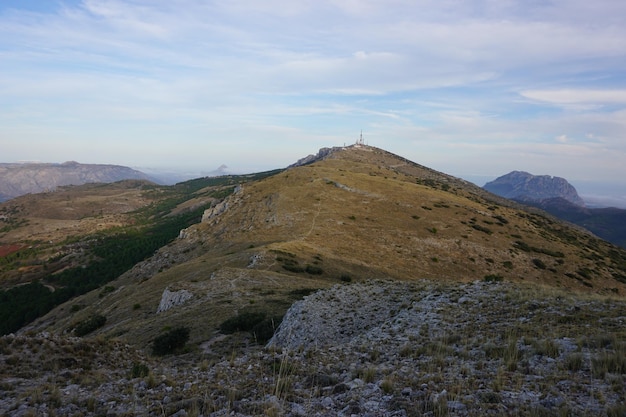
[12,145,626,356]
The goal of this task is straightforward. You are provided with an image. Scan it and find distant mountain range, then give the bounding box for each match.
[484,171,626,248]
[0,161,155,202]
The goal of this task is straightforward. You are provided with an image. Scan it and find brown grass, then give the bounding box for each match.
[13,145,626,353]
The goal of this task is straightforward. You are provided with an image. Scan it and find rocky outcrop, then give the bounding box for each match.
[288,146,342,167]
[201,184,243,224]
[484,171,585,206]
[3,281,624,416]
[156,287,193,313]
[201,200,229,223]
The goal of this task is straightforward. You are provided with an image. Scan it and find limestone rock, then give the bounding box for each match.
[156,287,193,313]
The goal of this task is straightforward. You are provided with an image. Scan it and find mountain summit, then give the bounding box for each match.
[483,171,585,206]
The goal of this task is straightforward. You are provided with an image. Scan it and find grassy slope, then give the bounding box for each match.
[22,146,626,354]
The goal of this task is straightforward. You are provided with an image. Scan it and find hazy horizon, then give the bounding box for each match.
[1,1,625,193]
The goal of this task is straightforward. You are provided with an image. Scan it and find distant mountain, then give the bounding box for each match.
[484,171,585,206]
[484,171,626,248]
[0,161,155,202]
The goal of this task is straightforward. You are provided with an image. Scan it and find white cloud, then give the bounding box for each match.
[521,89,626,106]
[0,0,625,187]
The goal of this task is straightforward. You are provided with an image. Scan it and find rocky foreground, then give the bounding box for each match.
[2,280,625,416]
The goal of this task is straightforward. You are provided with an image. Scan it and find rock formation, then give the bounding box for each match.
[484,171,585,206]
[156,287,193,313]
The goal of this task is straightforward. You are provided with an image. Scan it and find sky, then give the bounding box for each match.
[1,0,625,202]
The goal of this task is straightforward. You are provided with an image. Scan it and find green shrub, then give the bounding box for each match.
[493,215,509,224]
[305,265,323,275]
[130,362,150,378]
[289,288,318,298]
[152,326,190,356]
[219,311,266,334]
[251,316,282,344]
[532,258,547,269]
[471,224,493,235]
[73,314,106,337]
[99,285,115,298]
[282,264,305,273]
[340,274,352,282]
[484,274,503,282]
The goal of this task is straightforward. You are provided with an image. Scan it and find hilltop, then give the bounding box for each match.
[1,145,625,416]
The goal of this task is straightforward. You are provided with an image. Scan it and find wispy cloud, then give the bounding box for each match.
[0,0,625,186]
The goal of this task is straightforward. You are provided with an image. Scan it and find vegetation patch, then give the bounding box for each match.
[73,314,107,337]
[305,265,323,275]
[219,310,281,344]
[532,258,547,270]
[471,224,493,235]
[220,311,267,334]
[484,274,503,282]
[152,326,190,356]
[514,240,564,257]
[129,362,150,378]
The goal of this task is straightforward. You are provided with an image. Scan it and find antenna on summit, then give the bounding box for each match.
[357,130,365,146]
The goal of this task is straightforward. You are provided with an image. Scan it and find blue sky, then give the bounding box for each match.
[1,0,625,198]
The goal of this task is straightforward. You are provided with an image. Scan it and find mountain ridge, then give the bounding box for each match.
[0,161,157,202]
[18,144,626,349]
[2,145,626,416]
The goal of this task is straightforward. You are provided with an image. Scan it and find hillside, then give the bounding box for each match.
[2,145,626,416]
[0,171,281,335]
[518,198,626,249]
[0,161,155,202]
[22,145,626,346]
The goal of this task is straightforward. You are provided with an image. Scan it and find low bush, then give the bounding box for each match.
[484,274,503,282]
[73,314,106,337]
[219,311,281,344]
[130,362,150,378]
[220,311,266,334]
[152,326,190,356]
[282,264,305,273]
[471,224,493,235]
[251,316,283,344]
[305,265,323,275]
